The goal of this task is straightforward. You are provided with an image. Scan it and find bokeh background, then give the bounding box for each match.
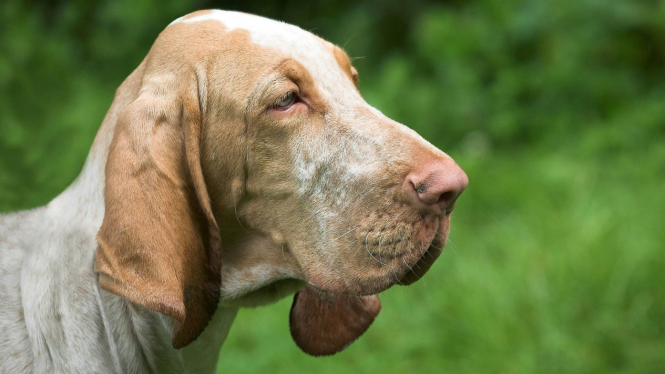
[1,0,664,373]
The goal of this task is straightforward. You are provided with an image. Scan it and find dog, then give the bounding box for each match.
[0,10,468,373]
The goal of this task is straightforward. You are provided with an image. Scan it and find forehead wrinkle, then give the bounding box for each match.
[248,58,293,102]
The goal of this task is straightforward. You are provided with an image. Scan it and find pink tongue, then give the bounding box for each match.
[289,285,381,356]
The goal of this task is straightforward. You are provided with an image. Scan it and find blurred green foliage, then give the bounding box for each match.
[1,0,663,373]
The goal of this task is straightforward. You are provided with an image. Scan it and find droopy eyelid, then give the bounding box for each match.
[258,75,298,105]
[273,91,296,109]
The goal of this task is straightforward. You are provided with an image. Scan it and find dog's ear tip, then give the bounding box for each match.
[171,329,195,350]
[170,303,219,349]
[289,285,381,356]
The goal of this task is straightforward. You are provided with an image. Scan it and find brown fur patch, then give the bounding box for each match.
[332,46,359,86]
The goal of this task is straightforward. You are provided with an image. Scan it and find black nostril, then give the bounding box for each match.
[436,191,455,207]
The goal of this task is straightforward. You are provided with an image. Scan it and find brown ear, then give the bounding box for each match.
[94,82,221,349]
[290,286,381,356]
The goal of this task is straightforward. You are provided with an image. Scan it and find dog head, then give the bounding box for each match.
[94,10,467,354]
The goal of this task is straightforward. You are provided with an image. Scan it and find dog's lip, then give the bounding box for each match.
[397,241,442,285]
[445,200,458,215]
[304,239,440,295]
[396,216,448,285]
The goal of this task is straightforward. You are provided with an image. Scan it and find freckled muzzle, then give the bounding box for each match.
[307,131,468,295]
[357,212,450,292]
[306,193,454,296]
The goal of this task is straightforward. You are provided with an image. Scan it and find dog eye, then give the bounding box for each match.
[274,91,295,110]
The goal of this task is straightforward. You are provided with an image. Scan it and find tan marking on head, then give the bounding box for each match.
[275,58,328,114]
[161,16,316,307]
[332,46,359,86]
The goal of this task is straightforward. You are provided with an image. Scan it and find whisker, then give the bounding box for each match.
[355,186,375,199]
[234,200,249,233]
[408,242,422,269]
[342,33,359,50]
[333,225,361,242]
[342,239,359,252]
[378,231,385,263]
[446,238,460,256]
[365,231,386,265]
[377,221,393,264]
[289,31,310,58]
[392,268,404,286]
[402,257,418,278]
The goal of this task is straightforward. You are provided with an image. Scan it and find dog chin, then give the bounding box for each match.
[223,215,450,305]
[305,219,448,296]
[220,278,307,308]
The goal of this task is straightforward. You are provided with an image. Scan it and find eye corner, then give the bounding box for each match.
[270,89,310,113]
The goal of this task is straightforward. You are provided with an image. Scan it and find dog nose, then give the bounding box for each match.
[404,158,468,214]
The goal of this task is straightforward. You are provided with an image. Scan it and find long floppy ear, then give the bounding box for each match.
[290,286,381,356]
[94,78,221,349]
